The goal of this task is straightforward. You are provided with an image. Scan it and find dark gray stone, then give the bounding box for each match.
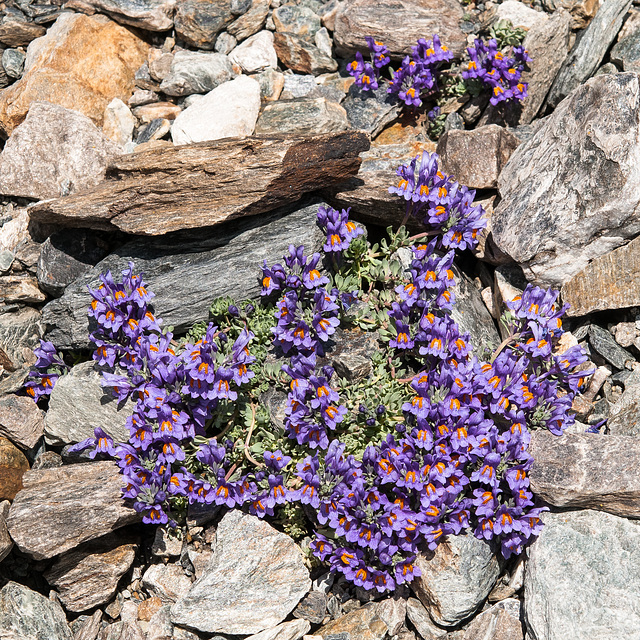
[159,51,236,97]
[293,590,327,624]
[2,48,24,79]
[342,85,402,138]
[588,324,633,370]
[42,202,325,349]
[255,97,348,136]
[273,4,321,37]
[330,329,378,382]
[610,24,640,72]
[136,118,170,144]
[175,0,235,50]
[227,0,269,41]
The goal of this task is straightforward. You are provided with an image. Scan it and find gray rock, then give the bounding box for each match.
[136,118,171,144]
[461,598,522,640]
[610,22,640,71]
[412,534,500,627]
[229,30,278,73]
[253,67,285,100]
[607,397,640,435]
[493,73,640,287]
[6,460,140,560]
[0,102,121,200]
[281,73,317,99]
[529,431,640,518]
[0,581,73,640]
[315,606,388,639]
[315,26,333,58]
[273,4,321,37]
[44,533,137,612]
[2,47,24,78]
[69,0,175,30]
[128,89,159,107]
[146,606,174,640]
[44,361,133,446]
[329,329,377,382]
[0,306,42,370]
[245,619,311,640]
[525,510,640,639]
[375,597,407,636]
[170,510,311,635]
[175,0,235,49]
[0,249,13,274]
[0,500,12,563]
[588,324,633,370]
[142,563,194,603]
[255,97,348,135]
[293,591,326,624]
[546,0,632,109]
[102,97,135,147]
[214,31,237,54]
[135,62,159,91]
[273,32,338,74]
[148,50,173,82]
[227,0,269,41]
[42,201,325,349]
[342,85,402,137]
[160,51,235,96]
[0,394,44,449]
[405,598,447,639]
[71,610,103,640]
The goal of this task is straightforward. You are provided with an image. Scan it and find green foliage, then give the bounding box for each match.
[490,19,527,49]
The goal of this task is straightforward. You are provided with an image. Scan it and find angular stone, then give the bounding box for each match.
[315,606,388,639]
[274,32,338,74]
[405,598,447,639]
[0,20,46,47]
[412,534,500,627]
[525,510,640,639]
[103,98,135,147]
[0,500,12,562]
[44,361,133,446]
[255,97,348,136]
[245,619,311,640]
[273,4,321,37]
[494,1,548,30]
[174,0,235,50]
[546,0,632,109]
[0,13,149,136]
[293,591,326,625]
[0,436,29,501]
[436,125,519,190]
[0,394,44,450]
[6,460,140,560]
[0,581,72,640]
[148,49,173,82]
[30,132,368,236]
[171,75,260,144]
[529,431,640,518]
[342,85,402,137]
[44,534,137,612]
[461,598,522,640]
[333,0,466,59]
[329,329,377,382]
[160,51,235,96]
[0,275,45,303]
[610,24,640,72]
[72,610,103,640]
[607,393,640,436]
[281,74,317,99]
[0,102,121,200]
[0,306,42,369]
[136,118,171,144]
[171,510,311,635]
[375,597,407,636]
[142,563,194,603]
[227,0,269,40]
[588,324,633,370]
[552,0,599,28]
[2,48,24,79]
[493,73,640,287]
[214,31,237,54]
[128,89,159,107]
[71,0,175,30]
[229,30,278,74]
[132,102,181,123]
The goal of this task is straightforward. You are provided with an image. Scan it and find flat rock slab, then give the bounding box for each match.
[462,598,522,640]
[75,0,176,31]
[6,460,140,560]
[170,510,311,635]
[0,581,72,640]
[316,606,388,640]
[525,510,640,639]
[42,201,326,349]
[0,394,44,449]
[0,306,42,370]
[493,72,640,287]
[255,97,348,136]
[29,131,369,235]
[529,431,640,518]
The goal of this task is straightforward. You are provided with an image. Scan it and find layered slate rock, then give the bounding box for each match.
[0,102,121,200]
[0,13,148,136]
[255,97,348,136]
[406,598,447,639]
[273,32,338,75]
[0,437,29,501]
[174,0,236,50]
[142,563,194,603]
[245,619,311,640]
[412,534,500,627]
[44,533,138,612]
[461,599,522,640]
[41,201,327,349]
[493,73,640,287]
[529,431,640,518]
[170,510,311,635]
[436,125,520,190]
[73,0,176,31]
[316,606,388,640]
[30,132,368,234]
[0,581,73,640]
[525,510,640,639]
[6,460,140,560]
[0,395,43,449]
[44,361,133,446]
[159,51,236,96]
[0,306,42,370]
[333,0,467,59]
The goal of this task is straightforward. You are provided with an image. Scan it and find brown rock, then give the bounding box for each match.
[227,0,269,40]
[44,533,138,612]
[273,32,338,74]
[436,125,520,190]
[0,437,29,501]
[0,21,46,47]
[0,501,12,562]
[316,606,387,640]
[333,0,467,60]
[6,460,140,560]
[561,234,640,317]
[174,0,235,50]
[29,131,369,235]
[462,599,523,640]
[132,102,181,123]
[529,431,640,518]
[0,275,46,303]
[0,394,45,450]
[137,596,163,621]
[0,13,149,137]
[556,0,600,28]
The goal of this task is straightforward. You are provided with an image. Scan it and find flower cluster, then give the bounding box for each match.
[23,340,70,401]
[347,36,390,91]
[462,38,531,104]
[389,150,487,251]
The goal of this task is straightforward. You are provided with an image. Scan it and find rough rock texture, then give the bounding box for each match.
[436,125,520,189]
[6,460,140,560]
[462,599,522,640]
[227,0,269,40]
[0,275,45,303]
[0,102,121,200]
[611,25,640,72]
[103,97,135,146]
[0,394,44,449]
[41,202,327,349]
[174,0,235,50]
[525,510,640,639]
[406,598,447,639]
[0,306,42,370]
[245,619,311,640]
[274,32,338,75]
[74,0,176,31]
[0,501,12,563]
[552,0,600,27]
[30,132,369,235]
[0,21,46,47]
[160,51,235,96]
[0,581,73,640]
[545,0,632,109]
[333,0,467,59]
[44,534,138,612]
[316,606,388,639]
[170,510,311,635]
[412,534,500,627]
[529,431,640,518]
[0,13,149,136]
[342,85,403,137]
[229,30,278,73]
[255,97,348,136]
[492,73,640,287]
[44,361,133,446]
[142,564,194,603]
[0,436,29,501]
[494,0,548,29]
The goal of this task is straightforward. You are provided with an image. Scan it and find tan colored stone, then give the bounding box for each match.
[316,606,387,640]
[0,13,149,137]
[0,394,44,450]
[0,276,46,303]
[137,596,163,621]
[0,21,46,47]
[558,0,600,28]
[132,102,181,123]
[0,437,29,501]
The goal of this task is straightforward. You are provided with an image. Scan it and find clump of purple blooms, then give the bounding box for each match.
[23,341,70,401]
[462,38,531,105]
